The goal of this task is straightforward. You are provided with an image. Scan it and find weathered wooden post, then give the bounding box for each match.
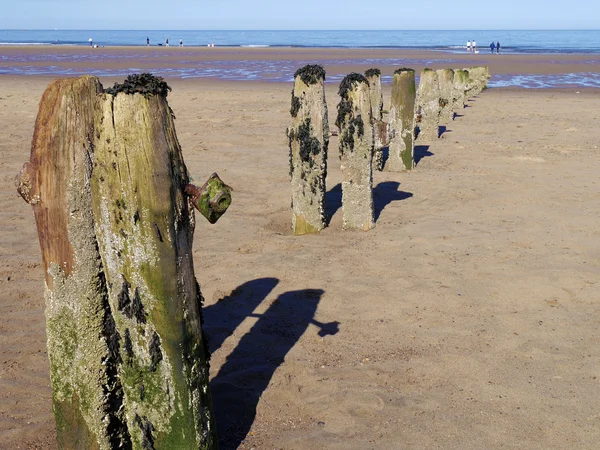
[452,69,469,114]
[287,65,329,235]
[465,66,490,98]
[437,68,455,123]
[415,68,440,141]
[364,68,385,171]
[387,68,416,172]
[336,73,375,230]
[16,74,219,449]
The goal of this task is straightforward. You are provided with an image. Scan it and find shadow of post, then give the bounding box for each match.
[203,277,279,353]
[414,145,434,166]
[373,181,413,222]
[210,288,338,450]
[325,183,342,224]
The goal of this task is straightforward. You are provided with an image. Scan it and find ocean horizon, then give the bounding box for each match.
[1,29,600,54]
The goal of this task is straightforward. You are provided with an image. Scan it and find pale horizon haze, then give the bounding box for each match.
[2,0,599,30]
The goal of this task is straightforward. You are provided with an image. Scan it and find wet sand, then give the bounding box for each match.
[1,49,600,449]
[1,46,600,86]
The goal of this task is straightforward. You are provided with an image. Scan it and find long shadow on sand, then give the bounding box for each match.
[373,181,413,221]
[208,286,339,449]
[203,277,279,353]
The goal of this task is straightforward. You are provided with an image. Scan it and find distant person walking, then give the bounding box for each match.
[146,37,150,46]
[490,41,495,53]
[165,37,169,47]
[467,40,471,52]
[496,41,501,54]
[179,38,183,47]
[472,40,477,53]
[89,37,93,47]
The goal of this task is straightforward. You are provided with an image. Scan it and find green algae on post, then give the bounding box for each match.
[185,173,232,224]
[387,68,416,171]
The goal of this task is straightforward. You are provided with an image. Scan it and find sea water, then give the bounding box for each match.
[1,29,599,54]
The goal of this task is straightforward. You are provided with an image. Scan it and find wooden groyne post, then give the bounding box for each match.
[287,65,329,235]
[16,74,219,449]
[437,68,455,123]
[452,69,469,114]
[364,68,385,171]
[465,66,491,98]
[415,68,440,141]
[387,68,416,171]
[336,73,375,231]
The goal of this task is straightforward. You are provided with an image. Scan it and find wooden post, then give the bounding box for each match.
[387,68,416,171]
[464,66,490,99]
[16,74,217,450]
[287,65,329,235]
[415,68,440,141]
[436,68,455,123]
[452,69,469,114]
[364,68,385,171]
[336,73,375,231]
[467,66,491,97]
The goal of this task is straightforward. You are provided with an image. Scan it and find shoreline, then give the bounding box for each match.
[1,46,600,88]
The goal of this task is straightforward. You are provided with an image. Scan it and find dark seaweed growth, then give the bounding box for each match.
[117,278,132,318]
[134,415,155,450]
[105,73,171,98]
[339,116,365,156]
[364,68,381,78]
[296,118,321,165]
[394,67,415,75]
[124,328,134,361]
[99,267,132,448]
[336,98,352,130]
[294,65,326,85]
[132,288,147,324]
[118,278,146,324]
[194,280,211,365]
[149,332,163,372]
[287,118,321,176]
[290,91,301,118]
[336,73,368,129]
[286,128,294,177]
[338,73,368,98]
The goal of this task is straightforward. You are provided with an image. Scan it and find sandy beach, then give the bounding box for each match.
[1,47,599,449]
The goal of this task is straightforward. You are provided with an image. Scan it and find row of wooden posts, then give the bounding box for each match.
[15,68,488,449]
[288,64,490,235]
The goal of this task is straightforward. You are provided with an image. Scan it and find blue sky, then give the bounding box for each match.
[2,0,597,30]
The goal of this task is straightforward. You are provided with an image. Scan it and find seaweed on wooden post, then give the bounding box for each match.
[336,73,375,231]
[364,68,385,171]
[16,74,218,450]
[387,68,416,171]
[437,68,455,123]
[415,68,440,141]
[287,65,329,235]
